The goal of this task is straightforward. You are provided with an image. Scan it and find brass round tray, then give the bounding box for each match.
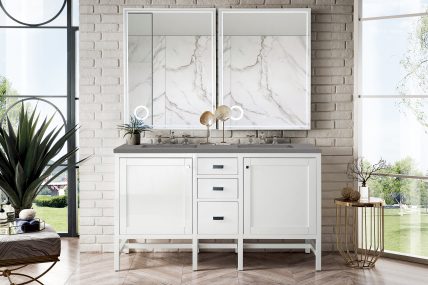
[334,197,384,207]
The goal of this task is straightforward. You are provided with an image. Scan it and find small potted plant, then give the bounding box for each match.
[117,115,151,145]
[347,157,386,200]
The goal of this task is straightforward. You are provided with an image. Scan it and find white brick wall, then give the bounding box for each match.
[79,0,354,252]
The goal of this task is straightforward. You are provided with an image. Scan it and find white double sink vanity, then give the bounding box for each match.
[117,7,319,272]
[114,144,321,271]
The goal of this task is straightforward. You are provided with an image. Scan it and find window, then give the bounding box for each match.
[0,0,79,236]
[357,0,428,258]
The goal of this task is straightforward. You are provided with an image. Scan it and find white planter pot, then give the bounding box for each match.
[359,186,369,201]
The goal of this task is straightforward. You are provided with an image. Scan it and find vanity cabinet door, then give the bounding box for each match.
[119,158,192,235]
[244,157,317,236]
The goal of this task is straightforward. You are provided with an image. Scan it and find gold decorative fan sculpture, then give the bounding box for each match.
[215,105,231,144]
[199,111,215,144]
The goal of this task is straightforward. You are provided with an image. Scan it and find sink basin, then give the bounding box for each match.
[139,143,294,149]
[237,144,294,148]
[197,144,238,148]
[141,144,197,148]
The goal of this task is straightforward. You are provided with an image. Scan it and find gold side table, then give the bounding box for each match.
[334,198,384,269]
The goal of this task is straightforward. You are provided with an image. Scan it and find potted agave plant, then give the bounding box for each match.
[0,105,87,217]
[117,115,151,145]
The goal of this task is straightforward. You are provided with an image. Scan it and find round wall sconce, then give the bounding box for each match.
[230,105,244,121]
[133,105,150,121]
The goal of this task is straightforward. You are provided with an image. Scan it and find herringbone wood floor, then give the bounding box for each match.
[1,238,427,285]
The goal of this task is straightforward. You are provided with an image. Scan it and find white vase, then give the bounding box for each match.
[359,186,369,201]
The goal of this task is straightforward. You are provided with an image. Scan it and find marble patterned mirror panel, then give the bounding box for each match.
[219,9,311,130]
[125,9,216,129]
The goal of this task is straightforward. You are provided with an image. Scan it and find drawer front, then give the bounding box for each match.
[198,202,238,235]
[198,179,238,199]
[197,158,238,175]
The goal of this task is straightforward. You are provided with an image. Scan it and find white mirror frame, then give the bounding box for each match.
[218,9,311,130]
[123,8,217,129]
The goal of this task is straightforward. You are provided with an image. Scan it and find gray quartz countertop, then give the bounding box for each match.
[113,143,321,153]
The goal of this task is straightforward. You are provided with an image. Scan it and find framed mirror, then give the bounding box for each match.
[218,9,311,130]
[124,9,216,129]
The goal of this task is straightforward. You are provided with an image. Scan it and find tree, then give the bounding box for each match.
[0,76,19,123]
[368,157,428,210]
[396,16,428,212]
[421,171,428,213]
[398,15,428,131]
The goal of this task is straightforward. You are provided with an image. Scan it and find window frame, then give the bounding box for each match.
[355,0,428,264]
[0,0,79,237]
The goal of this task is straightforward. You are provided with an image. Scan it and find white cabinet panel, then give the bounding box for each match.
[119,158,192,235]
[197,157,238,175]
[198,202,238,235]
[197,179,238,199]
[244,157,317,235]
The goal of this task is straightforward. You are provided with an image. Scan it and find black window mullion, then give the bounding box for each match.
[66,0,78,238]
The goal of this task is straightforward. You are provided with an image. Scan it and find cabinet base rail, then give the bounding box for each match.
[114,238,321,272]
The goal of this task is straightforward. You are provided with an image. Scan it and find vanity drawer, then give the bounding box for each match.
[197,158,238,175]
[198,179,238,199]
[198,202,238,235]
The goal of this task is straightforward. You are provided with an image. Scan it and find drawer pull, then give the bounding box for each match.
[212,187,224,191]
[212,216,224,221]
[212,165,224,169]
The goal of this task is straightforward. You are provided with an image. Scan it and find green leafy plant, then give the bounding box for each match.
[34,195,67,208]
[0,105,87,215]
[117,115,151,138]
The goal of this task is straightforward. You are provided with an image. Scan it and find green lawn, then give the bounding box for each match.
[384,208,428,257]
[32,204,68,233]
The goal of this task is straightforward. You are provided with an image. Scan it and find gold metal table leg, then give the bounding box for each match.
[335,203,384,269]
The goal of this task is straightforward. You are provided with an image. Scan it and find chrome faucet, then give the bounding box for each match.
[169,131,178,144]
[272,136,278,144]
[182,135,190,145]
[259,131,266,144]
[156,135,162,144]
[247,134,255,144]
